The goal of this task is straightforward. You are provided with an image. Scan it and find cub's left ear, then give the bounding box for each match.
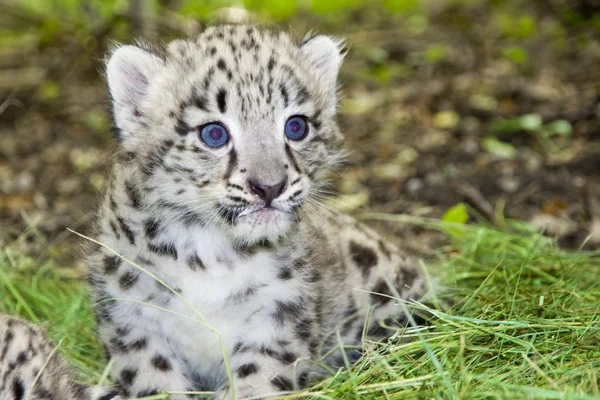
[106,44,165,136]
[300,35,345,112]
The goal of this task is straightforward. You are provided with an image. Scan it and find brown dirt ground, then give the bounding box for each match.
[2,2,600,264]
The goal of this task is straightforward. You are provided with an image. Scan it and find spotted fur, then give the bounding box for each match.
[1,25,434,400]
[0,315,121,400]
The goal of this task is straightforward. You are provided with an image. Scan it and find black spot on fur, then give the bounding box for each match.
[258,346,287,364]
[142,140,174,175]
[194,94,208,111]
[224,148,238,180]
[109,195,117,212]
[125,181,141,209]
[284,143,301,173]
[298,371,309,387]
[130,337,148,351]
[273,299,304,325]
[232,342,243,354]
[371,280,393,304]
[271,375,293,391]
[148,242,178,260]
[16,351,27,364]
[98,390,121,400]
[95,291,115,323]
[1,329,14,361]
[278,266,293,280]
[143,218,160,240]
[267,56,276,71]
[400,267,418,287]
[11,378,24,400]
[110,337,128,353]
[119,271,138,290]
[237,362,259,378]
[296,86,309,105]
[294,318,313,341]
[103,255,120,274]
[151,354,172,371]
[280,352,297,364]
[311,118,322,130]
[216,88,227,113]
[175,118,189,136]
[228,285,260,303]
[280,84,289,108]
[349,241,378,276]
[217,58,227,71]
[117,217,136,245]
[187,254,206,271]
[109,221,120,239]
[137,389,159,397]
[120,368,138,386]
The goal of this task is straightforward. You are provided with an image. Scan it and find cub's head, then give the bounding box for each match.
[107,25,344,245]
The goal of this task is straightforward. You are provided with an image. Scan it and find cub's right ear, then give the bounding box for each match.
[106,45,164,134]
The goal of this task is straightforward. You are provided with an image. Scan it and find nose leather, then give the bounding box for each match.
[248,179,286,206]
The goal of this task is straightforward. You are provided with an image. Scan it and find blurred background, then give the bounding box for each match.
[1,0,600,265]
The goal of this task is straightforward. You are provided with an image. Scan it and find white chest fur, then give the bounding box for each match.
[99,221,306,378]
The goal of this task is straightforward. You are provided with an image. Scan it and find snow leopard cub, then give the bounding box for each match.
[88,25,433,399]
[0,25,433,400]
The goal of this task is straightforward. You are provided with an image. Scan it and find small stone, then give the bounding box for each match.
[394,148,419,165]
[404,178,423,195]
[498,176,520,193]
[14,171,35,192]
[373,163,405,180]
[33,192,48,209]
[460,138,480,155]
[469,94,498,112]
[433,110,460,129]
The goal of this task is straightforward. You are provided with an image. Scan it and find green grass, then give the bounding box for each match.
[1,218,599,399]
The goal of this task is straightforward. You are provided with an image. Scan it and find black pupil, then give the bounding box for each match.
[209,126,222,140]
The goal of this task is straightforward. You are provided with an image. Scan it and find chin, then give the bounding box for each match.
[229,208,293,246]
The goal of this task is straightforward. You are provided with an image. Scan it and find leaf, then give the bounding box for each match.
[482,137,518,159]
[546,120,573,137]
[518,114,543,131]
[490,117,522,134]
[442,203,469,224]
[501,46,529,65]
[38,81,60,101]
[424,43,447,64]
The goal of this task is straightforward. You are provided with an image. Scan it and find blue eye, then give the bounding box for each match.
[199,123,229,148]
[285,116,308,141]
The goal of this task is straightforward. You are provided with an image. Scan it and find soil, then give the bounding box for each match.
[2,2,600,263]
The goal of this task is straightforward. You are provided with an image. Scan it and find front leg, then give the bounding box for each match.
[215,307,314,399]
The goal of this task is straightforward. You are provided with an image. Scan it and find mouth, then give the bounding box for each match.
[222,203,295,243]
[238,205,287,218]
